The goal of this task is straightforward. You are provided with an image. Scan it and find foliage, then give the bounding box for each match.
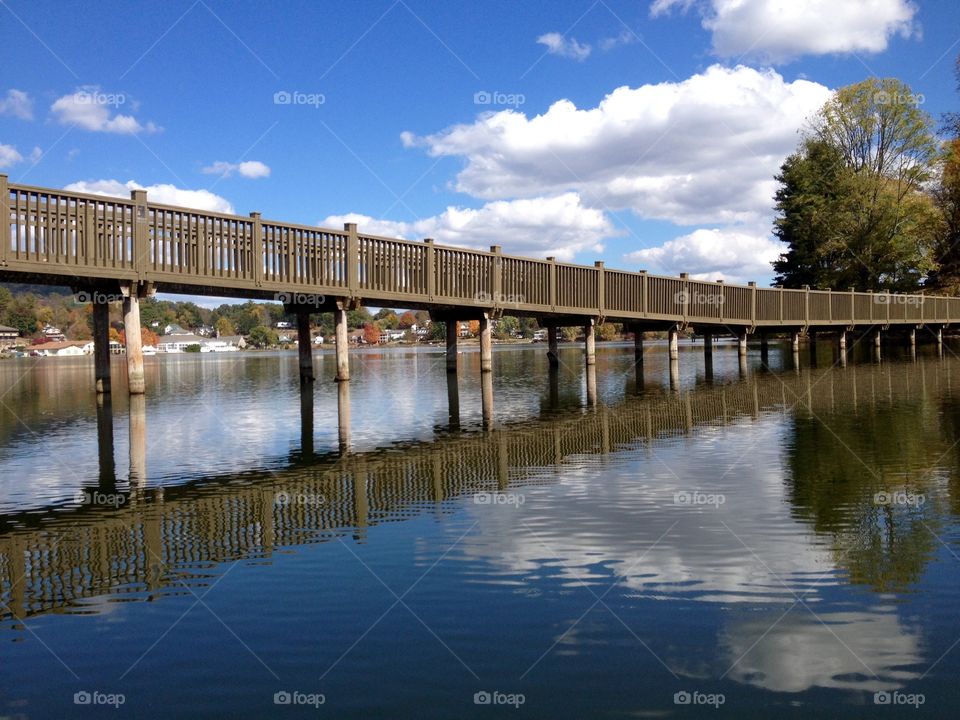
[362,322,381,344]
[773,77,940,291]
[247,326,278,348]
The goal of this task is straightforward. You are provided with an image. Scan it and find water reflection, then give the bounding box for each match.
[1,345,959,714]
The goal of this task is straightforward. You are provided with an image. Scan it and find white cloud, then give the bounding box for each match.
[51,88,159,134]
[536,32,592,61]
[650,0,918,63]
[600,29,636,51]
[63,179,234,214]
[201,160,271,179]
[403,64,831,226]
[0,89,33,120]
[624,227,781,284]
[321,193,613,261]
[0,144,23,168]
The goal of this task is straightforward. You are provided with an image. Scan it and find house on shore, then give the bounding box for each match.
[0,325,20,351]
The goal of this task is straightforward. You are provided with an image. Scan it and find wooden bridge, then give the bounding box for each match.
[1,175,954,394]
[1,356,948,623]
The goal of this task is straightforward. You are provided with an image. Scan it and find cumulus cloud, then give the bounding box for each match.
[321,193,613,261]
[51,88,159,134]
[650,0,918,63]
[0,144,23,168]
[402,64,831,226]
[0,89,33,120]
[63,179,234,214]
[536,32,592,60]
[0,143,40,168]
[624,227,781,284]
[201,160,271,179]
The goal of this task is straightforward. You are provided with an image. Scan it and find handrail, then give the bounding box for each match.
[1,174,955,327]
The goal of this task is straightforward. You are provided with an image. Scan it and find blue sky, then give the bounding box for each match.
[2,0,959,303]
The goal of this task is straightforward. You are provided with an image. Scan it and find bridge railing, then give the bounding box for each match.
[3,176,958,328]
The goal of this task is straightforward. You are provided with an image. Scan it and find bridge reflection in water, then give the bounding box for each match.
[1,348,954,625]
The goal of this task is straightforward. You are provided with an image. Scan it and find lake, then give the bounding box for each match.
[1,340,957,717]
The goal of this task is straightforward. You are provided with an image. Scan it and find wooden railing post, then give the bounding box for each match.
[850,288,855,325]
[491,245,503,306]
[777,285,784,322]
[748,281,756,326]
[595,260,605,317]
[803,285,810,328]
[640,270,648,318]
[717,279,726,323]
[250,212,263,286]
[344,222,359,295]
[0,174,8,266]
[130,188,148,278]
[680,273,689,324]
[827,288,832,322]
[547,256,557,310]
[424,238,436,300]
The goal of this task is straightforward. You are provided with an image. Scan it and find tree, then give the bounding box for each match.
[347,307,373,329]
[4,293,38,335]
[467,320,480,336]
[248,325,278,348]
[363,322,381,344]
[0,286,12,320]
[494,316,519,340]
[929,57,960,293]
[773,78,939,290]
[398,311,417,329]
[141,328,160,347]
[215,317,236,336]
[597,323,620,341]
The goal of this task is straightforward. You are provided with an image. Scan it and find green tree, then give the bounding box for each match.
[248,325,278,348]
[347,307,373,329]
[4,294,38,335]
[774,78,939,290]
[215,316,236,336]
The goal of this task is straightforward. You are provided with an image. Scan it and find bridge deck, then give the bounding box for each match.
[1,176,954,329]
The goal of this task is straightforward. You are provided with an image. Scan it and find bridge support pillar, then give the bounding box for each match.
[791,331,800,353]
[446,320,458,373]
[296,310,314,383]
[92,296,111,394]
[633,328,644,366]
[584,319,596,366]
[737,330,748,358]
[760,333,769,362]
[703,332,713,358]
[122,290,145,395]
[936,326,944,346]
[479,315,492,373]
[838,331,847,352]
[334,307,350,382]
[668,325,679,361]
[909,328,917,347]
[547,326,559,368]
[873,329,882,349]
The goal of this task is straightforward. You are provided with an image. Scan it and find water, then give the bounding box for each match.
[1,340,958,717]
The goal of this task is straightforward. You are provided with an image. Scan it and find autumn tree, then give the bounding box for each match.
[398,310,417,329]
[363,322,381,344]
[773,77,939,290]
